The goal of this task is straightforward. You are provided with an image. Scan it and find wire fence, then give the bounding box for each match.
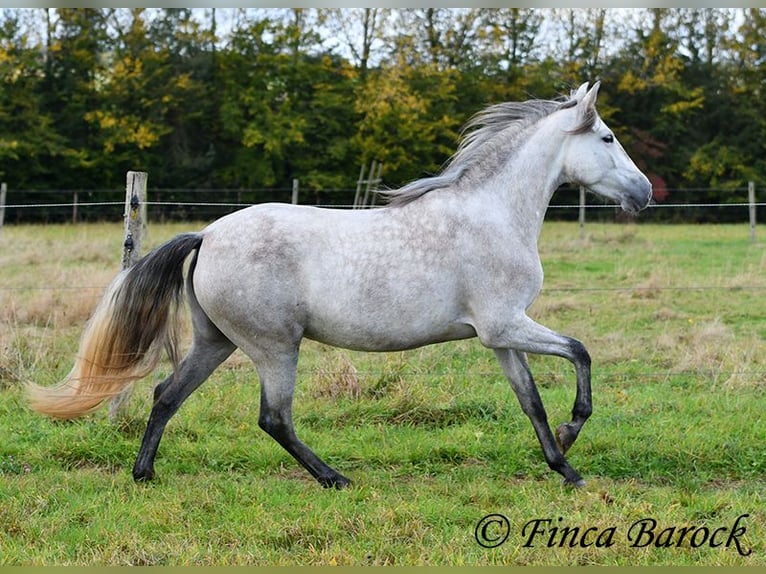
[1,185,765,224]
[2,185,764,385]
[1,185,764,295]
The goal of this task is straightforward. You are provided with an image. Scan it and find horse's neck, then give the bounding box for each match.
[481,125,567,243]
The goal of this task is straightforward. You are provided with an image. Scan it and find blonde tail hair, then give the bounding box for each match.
[26,233,203,419]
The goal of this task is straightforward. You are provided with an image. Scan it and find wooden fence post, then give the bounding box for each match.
[361,160,377,207]
[292,178,299,205]
[749,181,756,243]
[120,171,148,270]
[579,185,586,240]
[0,182,6,231]
[109,171,149,420]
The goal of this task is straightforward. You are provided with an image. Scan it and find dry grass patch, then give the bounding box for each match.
[656,318,741,382]
[309,351,361,400]
[628,270,669,299]
[530,296,580,319]
[3,284,105,328]
[0,322,55,387]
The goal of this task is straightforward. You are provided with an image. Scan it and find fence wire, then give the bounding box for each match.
[5,201,766,210]
[1,194,765,294]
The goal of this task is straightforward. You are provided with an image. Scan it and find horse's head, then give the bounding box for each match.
[561,82,652,214]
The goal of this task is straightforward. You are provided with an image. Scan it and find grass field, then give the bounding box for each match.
[0,220,764,566]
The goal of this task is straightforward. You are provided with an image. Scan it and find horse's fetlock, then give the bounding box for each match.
[258,412,285,438]
[318,473,351,489]
[133,466,155,482]
[575,403,593,421]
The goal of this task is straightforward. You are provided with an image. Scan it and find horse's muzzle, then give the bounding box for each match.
[620,178,653,214]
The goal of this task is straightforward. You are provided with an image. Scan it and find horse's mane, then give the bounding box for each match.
[384,92,595,207]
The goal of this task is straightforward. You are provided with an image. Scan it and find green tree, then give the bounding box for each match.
[42,8,110,188]
[479,8,545,100]
[0,10,64,187]
[216,10,354,194]
[286,53,357,194]
[603,9,705,191]
[724,9,766,186]
[145,8,219,187]
[82,9,172,184]
[3,7,765,220]
[353,53,458,186]
[679,9,757,191]
[79,9,218,188]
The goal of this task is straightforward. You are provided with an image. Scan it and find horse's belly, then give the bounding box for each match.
[302,285,476,351]
[303,317,477,352]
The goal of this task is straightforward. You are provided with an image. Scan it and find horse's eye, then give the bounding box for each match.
[602,134,614,143]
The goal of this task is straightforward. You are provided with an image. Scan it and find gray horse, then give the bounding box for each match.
[28,82,651,488]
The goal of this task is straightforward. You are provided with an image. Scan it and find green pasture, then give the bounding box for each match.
[0,220,764,566]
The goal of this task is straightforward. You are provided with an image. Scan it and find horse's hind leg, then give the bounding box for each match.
[250,343,351,489]
[494,348,585,487]
[132,328,235,481]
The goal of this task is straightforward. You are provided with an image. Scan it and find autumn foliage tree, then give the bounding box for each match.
[0,8,764,218]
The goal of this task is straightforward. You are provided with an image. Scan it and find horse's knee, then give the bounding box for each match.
[567,338,591,368]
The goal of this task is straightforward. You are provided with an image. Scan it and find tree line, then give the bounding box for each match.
[1,8,764,219]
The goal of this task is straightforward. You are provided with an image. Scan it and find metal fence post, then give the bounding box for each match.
[749,181,756,243]
[0,183,6,232]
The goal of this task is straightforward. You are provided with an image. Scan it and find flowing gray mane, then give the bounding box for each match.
[385,94,594,207]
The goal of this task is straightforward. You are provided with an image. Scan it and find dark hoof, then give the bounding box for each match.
[555,422,578,454]
[563,477,586,488]
[319,473,351,489]
[133,467,155,482]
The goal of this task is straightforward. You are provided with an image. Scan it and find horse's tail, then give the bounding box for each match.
[26,232,204,419]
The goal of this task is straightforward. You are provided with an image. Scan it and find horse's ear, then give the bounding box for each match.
[580,81,601,110]
[571,82,589,100]
[570,81,600,133]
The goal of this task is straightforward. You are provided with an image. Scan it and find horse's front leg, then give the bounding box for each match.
[493,348,585,487]
[485,314,594,454]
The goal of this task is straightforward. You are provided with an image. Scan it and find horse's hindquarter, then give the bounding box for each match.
[193,203,477,352]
